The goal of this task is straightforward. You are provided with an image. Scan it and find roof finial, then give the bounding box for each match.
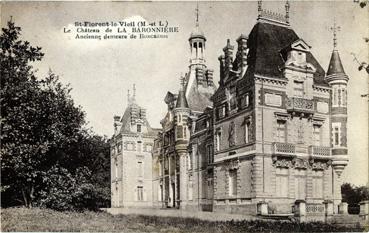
[285,0,290,24]
[132,84,136,101]
[330,18,341,50]
[195,2,199,27]
[180,73,185,90]
[258,0,262,18]
[127,89,130,102]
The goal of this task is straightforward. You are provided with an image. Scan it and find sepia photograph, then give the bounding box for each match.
[1,0,368,232]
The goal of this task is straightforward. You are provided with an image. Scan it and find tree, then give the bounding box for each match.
[341,183,369,205]
[1,20,111,209]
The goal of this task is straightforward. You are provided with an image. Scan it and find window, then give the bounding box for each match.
[276,120,286,143]
[187,153,192,170]
[207,145,213,164]
[342,89,347,106]
[137,141,142,152]
[244,121,250,143]
[312,170,323,198]
[137,124,141,133]
[218,105,226,119]
[178,114,181,123]
[297,119,304,144]
[295,169,306,200]
[241,93,250,108]
[293,81,304,97]
[115,160,118,179]
[176,126,183,139]
[333,87,338,106]
[138,161,144,177]
[188,182,193,201]
[332,123,341,147]
[229,169,237,196]
[126,142,135,151]
[117,143,122,153]
[313,125,321,146]
[158,185,162,201]
[137,186,143,201]
[145,144,152,152]
[276,168,289,197]
[216,130,221,151]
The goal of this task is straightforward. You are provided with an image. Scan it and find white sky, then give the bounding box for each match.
[2,1,368,186]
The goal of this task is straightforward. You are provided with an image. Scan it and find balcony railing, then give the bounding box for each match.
[273,142,296,155]
[309,146,331,157]
[286,97,314,113]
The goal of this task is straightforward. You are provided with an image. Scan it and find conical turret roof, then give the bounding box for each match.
[176,89,189,108]
[327,50,346,76]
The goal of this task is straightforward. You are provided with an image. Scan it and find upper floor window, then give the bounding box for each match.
[187,153,192,170]
[176,126,183,139]
[137,124,142,133]
[215,130,221,151]
[293,81,304,97]
[333,86,347,107]
[218,105,226,119]
[244,120,251,143]
[137,141,142,152]
[276,120,287,143]
[117,143,122,153]
[207,144,213,164]
[138,161,144,177]
[240,93,250,109]
[332,123,341,147]
[313,124,321,146]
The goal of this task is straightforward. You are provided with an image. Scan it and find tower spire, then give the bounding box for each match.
[132,84,136,101]
[285,0,290,24]
[127,89,130,103]
[258,0,262,18]
[330,18,341,50]
[195,2,199,27]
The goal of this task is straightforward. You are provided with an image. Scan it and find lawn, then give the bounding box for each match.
[0,207,365,232]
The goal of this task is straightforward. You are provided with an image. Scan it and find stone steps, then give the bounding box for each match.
[329,214,368,227]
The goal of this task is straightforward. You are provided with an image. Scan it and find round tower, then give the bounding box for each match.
[326,21,349,211]
[174,79,190,209]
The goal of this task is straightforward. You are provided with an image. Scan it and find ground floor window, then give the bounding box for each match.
[137,186,143,201]
[312,170,324,198]
[294,169,306,200]
[276,167,289,197]
[188,182,193,201]
[228,169,237,196]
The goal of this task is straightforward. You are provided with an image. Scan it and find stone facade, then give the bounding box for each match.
[110,88,160,207]
[112,4,350,219]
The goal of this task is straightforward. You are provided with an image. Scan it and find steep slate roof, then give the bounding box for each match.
[246,22,328,86]
[119,103,158,137]
[186,83,215,112]
[176,89,189,108]
[327,50,346,75]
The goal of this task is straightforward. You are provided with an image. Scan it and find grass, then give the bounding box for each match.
[1,207,365,232]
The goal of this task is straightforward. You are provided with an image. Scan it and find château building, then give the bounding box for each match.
[111,2,350,220]
[110,86,160,207]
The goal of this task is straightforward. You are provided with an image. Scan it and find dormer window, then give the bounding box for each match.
[293,80,304,97]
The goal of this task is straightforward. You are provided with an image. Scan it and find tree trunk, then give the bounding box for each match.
[21,189,29,208]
